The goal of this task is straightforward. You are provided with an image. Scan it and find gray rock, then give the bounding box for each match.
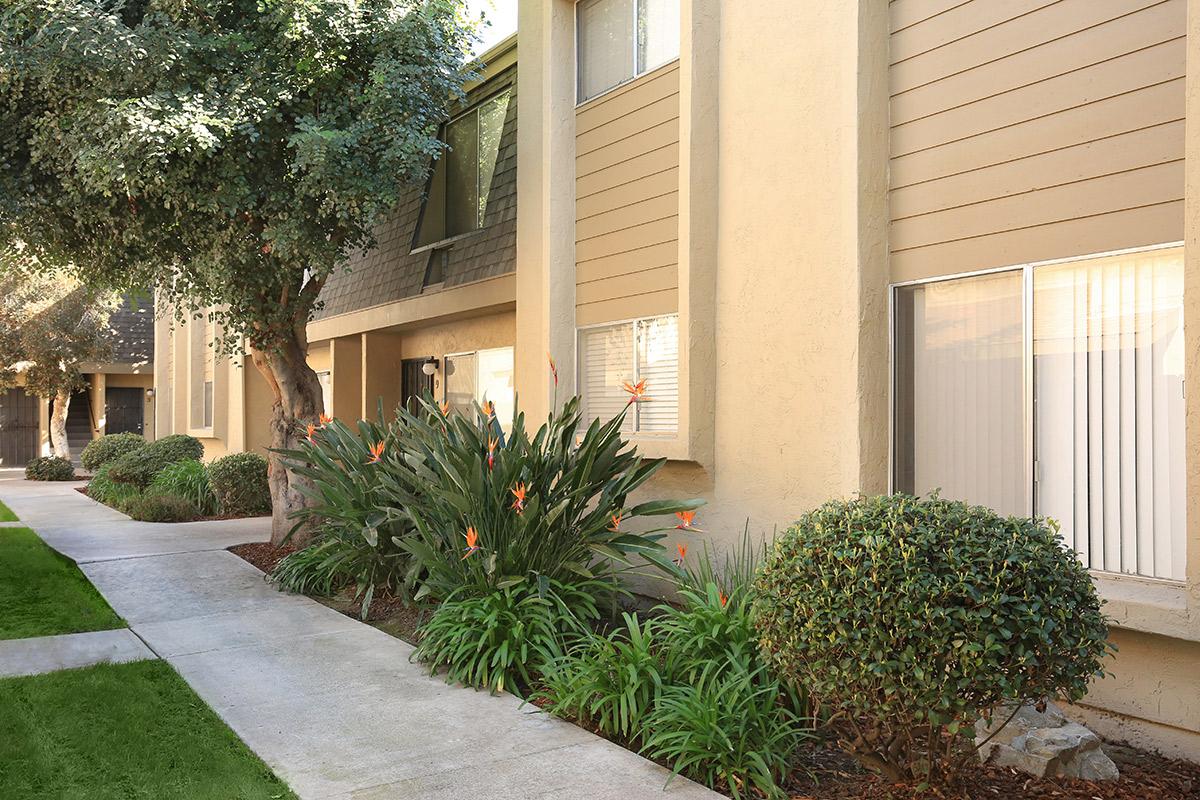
[975,702,1119,782]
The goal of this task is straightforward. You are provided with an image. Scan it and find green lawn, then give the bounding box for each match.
[0,660,296,799]
[0,499,15,521]
[0,527,123,640]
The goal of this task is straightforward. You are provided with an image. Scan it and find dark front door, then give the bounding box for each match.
[0,388,40,466]
[105,387,144,435]
[400,358,435,413]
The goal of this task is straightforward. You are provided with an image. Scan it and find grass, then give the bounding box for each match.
[0,660,296,799]
[0,499,15,521]
[0,527,123,640]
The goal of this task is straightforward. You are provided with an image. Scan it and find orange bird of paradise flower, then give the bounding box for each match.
[462,527,481,559]
[486,437,499,471]
[608,511,623,532]
[547,352,559,387]
[622,379,648,404]
[319,414,333,428]
[511,482,528,514]
[306,423,318,444]
[481,400,495,419]
[674,511,700,531]
[719,591,728,608]
[439,401,451,416]
[674,542,688,566]
[366,441,385,464]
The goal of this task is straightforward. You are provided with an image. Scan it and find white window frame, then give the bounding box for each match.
[443,346,515,428]
[888,241,1186,584]
[576,312,679,436]
[574,0,680,106]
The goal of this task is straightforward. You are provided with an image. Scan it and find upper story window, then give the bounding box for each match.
[576,0,680,104]
[189,314,215,430]
[415,90,511,247]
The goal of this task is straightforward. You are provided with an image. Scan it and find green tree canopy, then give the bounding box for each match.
[0,0,477,538]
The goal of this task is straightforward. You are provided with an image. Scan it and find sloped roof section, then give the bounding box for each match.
[315,65,518,321]
[108,293,154,366]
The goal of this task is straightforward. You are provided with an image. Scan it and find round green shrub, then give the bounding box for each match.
[753,494,1111,784]
[149,460,217,517]
[80,432,145,472]
[87,464,142,508]
[24,456,75,481]
[108,434,204,489]
[208,452,270,517]
[120,493,199,523]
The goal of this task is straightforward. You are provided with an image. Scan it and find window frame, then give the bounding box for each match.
[574,0,680,107]
[576,312,680,437]
[888,241,1186,584]
[412,87,512,253]
[442,346,515,428]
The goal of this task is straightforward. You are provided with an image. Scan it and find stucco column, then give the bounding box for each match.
[90,372,106,439]
[361,331,404,421]
[677,0,720,469]
[329,335,363,423]
[515,0,576,421]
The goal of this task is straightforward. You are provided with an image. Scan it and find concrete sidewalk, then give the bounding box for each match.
[0,472,717,800]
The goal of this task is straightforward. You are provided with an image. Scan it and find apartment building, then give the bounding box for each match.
[153,0,1200,759]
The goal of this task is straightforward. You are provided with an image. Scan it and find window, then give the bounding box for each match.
[316,371,332,416]
[578,314,678,435]
[444,347,515,428]
[415,91,510,246]
[189,314,216,430]
[577,0,680,103]
[893,247,1186,581]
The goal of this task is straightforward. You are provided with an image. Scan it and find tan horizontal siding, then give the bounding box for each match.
[576,67,679,323]
[888,0,1185,281]
[891,0,1167,93]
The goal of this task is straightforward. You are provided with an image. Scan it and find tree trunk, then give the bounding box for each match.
[249,320,324,547]
[50,390,71,460]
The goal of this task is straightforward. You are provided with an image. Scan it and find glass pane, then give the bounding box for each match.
[444,353,478,416]
[577,0,635,102]
[637,0,679,73]
[477,347,515,430]
[578,323,635,433]
[203,381,214,429]
[445,112,479,237]
[893,271,1025,516]
[476,92,509,228]
[635,315,678,433]
[1034,249,1185,580]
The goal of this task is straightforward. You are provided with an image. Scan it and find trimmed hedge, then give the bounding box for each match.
[87,464,141,508]
[25,456,75,482]
[108,434,204,489]
[148,460,218,517]
[208,452,270,517]
[120,494,200,523]
[80,432,145,472]
[754,494,1111,784]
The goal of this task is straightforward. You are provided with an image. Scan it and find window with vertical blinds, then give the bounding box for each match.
[578,314,678,435]
[576,0,680,103]
[443,347,515,430]
[893,247,1186,582]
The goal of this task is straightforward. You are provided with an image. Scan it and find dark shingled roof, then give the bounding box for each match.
[108,293,154,366]
[315,66,518,321]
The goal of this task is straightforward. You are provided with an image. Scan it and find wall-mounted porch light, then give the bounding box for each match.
[421,356,440,377]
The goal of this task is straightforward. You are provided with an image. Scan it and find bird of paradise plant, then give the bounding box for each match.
[366,440,385,464]
[622,378,648,404]
[462,526,480,559]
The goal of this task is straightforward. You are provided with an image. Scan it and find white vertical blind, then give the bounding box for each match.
[577,0,635,103]
[637,0,680,73]
[444,352,477,416]
[1034,250,1185,580]
[477,347,515,429]
[579,322,635,433]
[908,272,1026,516]
[636,315,679,433]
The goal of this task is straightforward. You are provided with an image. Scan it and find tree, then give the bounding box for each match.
[0,268,120,459]
[0,0,476,543]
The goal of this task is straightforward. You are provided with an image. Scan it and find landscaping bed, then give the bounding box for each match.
[0,526,123,640]
[0,660,295,799]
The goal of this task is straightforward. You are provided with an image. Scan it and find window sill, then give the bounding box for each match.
[1092,572,1198,642]
[187,427,215,439]
[627,433,689,461]
[575,59,681,109]
[410,229,486,256]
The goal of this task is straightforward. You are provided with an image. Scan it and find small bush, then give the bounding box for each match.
[642,663,810,800]
[87,464,142,508]
[754,494,1112,784]
[121,493,200,523]
[80,432,145,472]
[24,456,75,481]
[208,452,270,517]
[108,434,203,489]
[538,613,667,743]
[414,581,599,696]
[149,460,217,517]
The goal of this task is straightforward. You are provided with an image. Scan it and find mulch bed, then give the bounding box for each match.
[228,542,297,574]
[785,741,1199,799]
